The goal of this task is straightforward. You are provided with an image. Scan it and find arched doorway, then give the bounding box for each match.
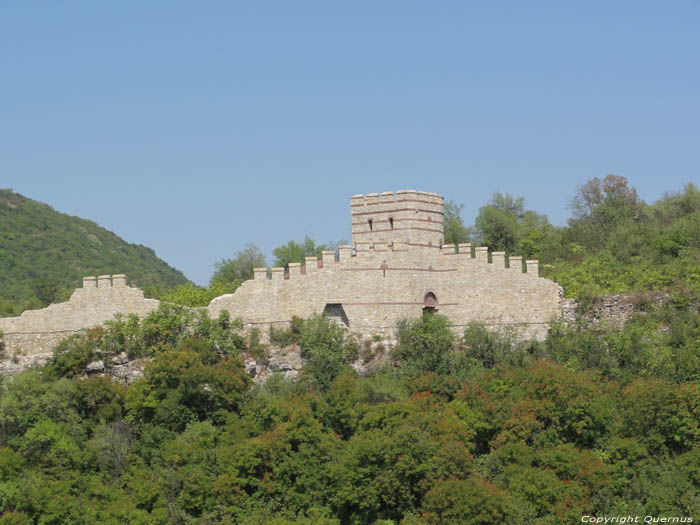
[423,292,438,315]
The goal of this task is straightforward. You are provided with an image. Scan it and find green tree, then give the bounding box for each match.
[418,478,511,524]
[160,281,243,307]
[392,314,456,376]
[298,315,358,392]
[211,243,265,284]
[570,174,640,222]
[443,201,472,246]
[474,193,525,253]
[273,237,330,270]
[473,192,554,258]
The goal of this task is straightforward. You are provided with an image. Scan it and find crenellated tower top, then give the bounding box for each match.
[350,190,444,249]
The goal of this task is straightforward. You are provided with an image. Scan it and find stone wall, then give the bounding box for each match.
[351,190,445,248]
[561,292,670,328]
[208,240,560,341]
[208,190,561,341]
[0,189,565,364]
[0,274,160,358]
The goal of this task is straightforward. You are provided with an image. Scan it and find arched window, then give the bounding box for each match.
[389,217,394,229]
[368,219,373,231]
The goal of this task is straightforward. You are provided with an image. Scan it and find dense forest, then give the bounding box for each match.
[0,189,189,316]
[0,177,699,523]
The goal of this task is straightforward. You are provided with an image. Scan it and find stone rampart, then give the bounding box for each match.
[209,233,561,341]
[0,274,160,358]
[0,189,565,362]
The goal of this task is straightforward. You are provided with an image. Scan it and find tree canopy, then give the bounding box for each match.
[273,236,331,270]
[2,177,700,522]
[211,243,266,284]
[442,200,472,246]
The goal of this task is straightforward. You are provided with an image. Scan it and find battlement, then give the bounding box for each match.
[438,244,538,276]
[82,274,128,288]
[0,189,560,366]
[351,189,445,248]
[0,273,160,358]
[249,239,541,284]
[350,190,444,206]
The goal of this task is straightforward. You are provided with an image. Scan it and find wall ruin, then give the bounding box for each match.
[0,274,160,358]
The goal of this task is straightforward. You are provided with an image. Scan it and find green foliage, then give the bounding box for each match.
[273,236,331,270]
[543,300,700,383]
[0,310,699,522]
[442,200,472,246]
[160,280,243,307]
[269,316,305,347]
[211,243,266,284]
[126,350,250,431]
[392,314,456,375]
[0,189,189,316]
[297,315,358,392]
[450,179,700,299]
[471,192,556,260]
[463,322,526,369]
[547,180,700,298]
[3,180,700,522]
[47,304,247,380]
[418,478,511,524]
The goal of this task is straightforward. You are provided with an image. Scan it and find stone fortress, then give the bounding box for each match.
[0,190,562,361]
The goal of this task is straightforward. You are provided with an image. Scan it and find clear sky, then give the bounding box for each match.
[2,2,698,284]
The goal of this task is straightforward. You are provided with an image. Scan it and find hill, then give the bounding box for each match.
[0,189,189,316]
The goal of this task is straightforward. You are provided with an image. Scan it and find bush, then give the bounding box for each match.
[269,316,305,346]
[160,281,243,307]
[392,314,455,376]
[298,315,358,392]
[462,322,522,369]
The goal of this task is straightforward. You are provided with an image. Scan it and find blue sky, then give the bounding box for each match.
[2,1,698,284]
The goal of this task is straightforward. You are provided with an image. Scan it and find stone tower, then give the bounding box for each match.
[350,190,444,249]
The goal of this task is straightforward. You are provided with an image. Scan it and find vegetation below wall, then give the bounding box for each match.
[1,177,699,522]
[0,301,699,523]
[0,189,190,317]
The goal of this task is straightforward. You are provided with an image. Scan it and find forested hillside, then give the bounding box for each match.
[0,178,698,524]
[0,189,189,316]
[0,305,698,523]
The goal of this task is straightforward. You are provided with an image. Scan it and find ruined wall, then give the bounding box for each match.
[0,274,160,358]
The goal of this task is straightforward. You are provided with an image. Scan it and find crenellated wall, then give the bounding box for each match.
[0,189,564,362]
[209,248,557,339]
[210,190,561,340]
[0,274,160,357]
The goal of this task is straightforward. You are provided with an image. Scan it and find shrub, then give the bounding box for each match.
[298,315,358,392]
[392,314,455,376]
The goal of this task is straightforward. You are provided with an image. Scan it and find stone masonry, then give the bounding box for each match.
[0,274,160,358]
[0,190,563,361]
[208,190,561,340]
